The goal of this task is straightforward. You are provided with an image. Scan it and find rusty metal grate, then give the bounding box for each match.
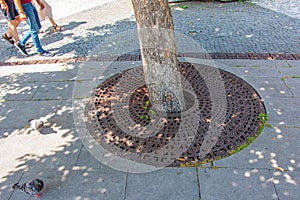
[85,62,266,167]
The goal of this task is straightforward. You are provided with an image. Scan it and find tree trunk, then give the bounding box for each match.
[131,0,185,113]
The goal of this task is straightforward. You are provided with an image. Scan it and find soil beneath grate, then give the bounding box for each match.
[85,62,266,167]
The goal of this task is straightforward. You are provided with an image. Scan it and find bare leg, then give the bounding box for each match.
[6,16,21,42]
[15,15,21,27]
[49,17,61,31]
[7,20,20,42]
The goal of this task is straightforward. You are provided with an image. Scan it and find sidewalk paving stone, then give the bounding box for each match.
[32,81,74,100]
[198,168,277,200]
[0,128,80,200]
[0,82,39,101]
[272,171,300,200]
[215,59,289,73]
[214,127,300,171]
[10,164,127,200]
[45,68,79,82]
[0,128,24,139]
[263,97,300,127]
[285,60,300,68]
[240,76,291,98]
[283,78,300,98]
[125,168,199,200]
[75,145,103,169]
[0,64,66,76]
[0,100,61,129]
[49,165,127,200]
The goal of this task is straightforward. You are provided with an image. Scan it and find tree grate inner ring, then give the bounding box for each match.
[85,62,266,167]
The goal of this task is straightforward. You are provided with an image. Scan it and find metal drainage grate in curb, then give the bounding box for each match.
[85,62,266,167]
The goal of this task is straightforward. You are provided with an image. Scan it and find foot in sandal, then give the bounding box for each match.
[52,25,61,32]
[2,33,15,45]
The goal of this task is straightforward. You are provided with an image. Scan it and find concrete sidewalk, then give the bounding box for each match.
[0,0,300,200]
[0,58,299,200]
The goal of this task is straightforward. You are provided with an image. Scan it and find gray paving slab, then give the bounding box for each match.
[45,67,79,82]
[198,168,277,200]
[285,60,300,68]
[0,70,50,83]
[213,127,275,169]
[240,76,290,98]
[284,77,300,98]
[73,62,108,81]
[215,59,289,72]
[271,170,300,200]
[0,100,61,129]
[264,97,300,127]
[0,64,67,77]
[214,127,300,171]
[32,82,74,100]
[0,82,39,101]
[72,80,97,99]
[50,99,91,133]
[31,165,127,200]
[75,145,103,169]
[0,172,24,200]
[277,65,300,76]
[0,129,81,200]
[228,65,281,78]
[125,168,199,200]
[187,59,282,78]
[0,127,24,139]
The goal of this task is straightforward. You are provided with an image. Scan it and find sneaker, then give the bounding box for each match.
[14,42,28,56]
[38,50,53,57]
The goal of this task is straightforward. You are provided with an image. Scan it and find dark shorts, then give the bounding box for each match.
[1,0,19,20]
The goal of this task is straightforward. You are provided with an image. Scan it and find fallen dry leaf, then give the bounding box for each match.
[136,146,143,153]
[177,158,185,161]
[275,167,284,172]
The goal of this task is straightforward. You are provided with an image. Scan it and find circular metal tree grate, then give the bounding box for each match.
[85,62,266,167]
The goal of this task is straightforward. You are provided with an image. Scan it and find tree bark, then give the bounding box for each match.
[131,0,185,113]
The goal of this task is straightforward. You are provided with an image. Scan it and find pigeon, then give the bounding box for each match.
[13,179,44,198]
[28,119,44,133]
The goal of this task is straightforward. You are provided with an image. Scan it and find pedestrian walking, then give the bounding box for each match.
[0,0,28,55]
[14,0,53,57]
[32,0,61,32]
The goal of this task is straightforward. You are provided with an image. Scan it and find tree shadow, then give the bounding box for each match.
[47,19,137,58]
[0,65,127,199]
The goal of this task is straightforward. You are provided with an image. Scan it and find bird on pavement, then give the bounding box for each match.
[28,119,44,133]
[13,179,44,198]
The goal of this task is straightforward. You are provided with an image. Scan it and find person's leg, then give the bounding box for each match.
[49,17,61,31]
[7,19,20,42]
[2,21,14,44]
[15,15,21,26]
[39,0,60,32]
[2,0,20,43]
[19,29,31,45]
[48,17,56,26]
[20,3,44,53]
